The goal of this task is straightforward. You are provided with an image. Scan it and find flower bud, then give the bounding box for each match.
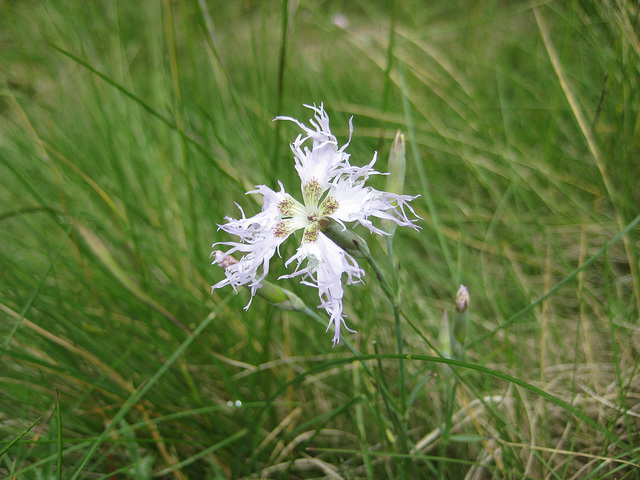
[455,285,469,313]
[382,131,406,235]
[318,217,371,258]
[256,281,307,312]
[452,285,469,358]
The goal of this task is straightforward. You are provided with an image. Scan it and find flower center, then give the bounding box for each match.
[275,179,342,245]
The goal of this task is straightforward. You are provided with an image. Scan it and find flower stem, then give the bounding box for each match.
[301,306,384,392]
[364,243,407,424]
[363,254,395,304]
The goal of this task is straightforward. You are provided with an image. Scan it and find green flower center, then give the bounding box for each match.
[275,180,340,244]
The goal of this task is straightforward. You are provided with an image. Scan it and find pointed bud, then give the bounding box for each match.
[382,131,406,235]
[318,217,371,258]
[385,130,406,194]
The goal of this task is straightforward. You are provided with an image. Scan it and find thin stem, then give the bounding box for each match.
[269,0,290,185]
[364,255,395,303]
[301,306,376,380]
[364,244,408,441]
[386,233,399,294]
[385,236,406,422]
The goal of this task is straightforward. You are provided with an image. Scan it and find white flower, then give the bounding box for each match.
[212,104,419,345]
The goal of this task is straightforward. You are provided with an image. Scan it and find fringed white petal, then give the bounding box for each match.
[213,104,419,345]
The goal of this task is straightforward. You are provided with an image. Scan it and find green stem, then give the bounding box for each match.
[269,0,289,185]
[302,306,377,380]
[385,236,405,408]
[56,390,62,480]
[364,243,408,455]
[364,255,395,305]
[393,305,405,412]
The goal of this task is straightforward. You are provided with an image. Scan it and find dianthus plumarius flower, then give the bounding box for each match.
[211,103,419,345]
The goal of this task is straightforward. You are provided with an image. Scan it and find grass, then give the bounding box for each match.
[1,0,639,478]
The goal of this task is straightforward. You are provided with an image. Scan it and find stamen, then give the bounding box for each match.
[274,221,292,238]
[278,197,295,216]
[321,195,339,215]
[302,178,323,205]
[303,223,319,243]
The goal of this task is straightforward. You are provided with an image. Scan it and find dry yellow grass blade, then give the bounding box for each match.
[534,6,640,316]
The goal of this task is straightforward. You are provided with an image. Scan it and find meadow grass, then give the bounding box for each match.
[1,1,639,478]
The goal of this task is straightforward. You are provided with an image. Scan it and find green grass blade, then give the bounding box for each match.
[68,294,233,480]
[55,389,62,480]
[0,417,41,459]
[0,225,72,362]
